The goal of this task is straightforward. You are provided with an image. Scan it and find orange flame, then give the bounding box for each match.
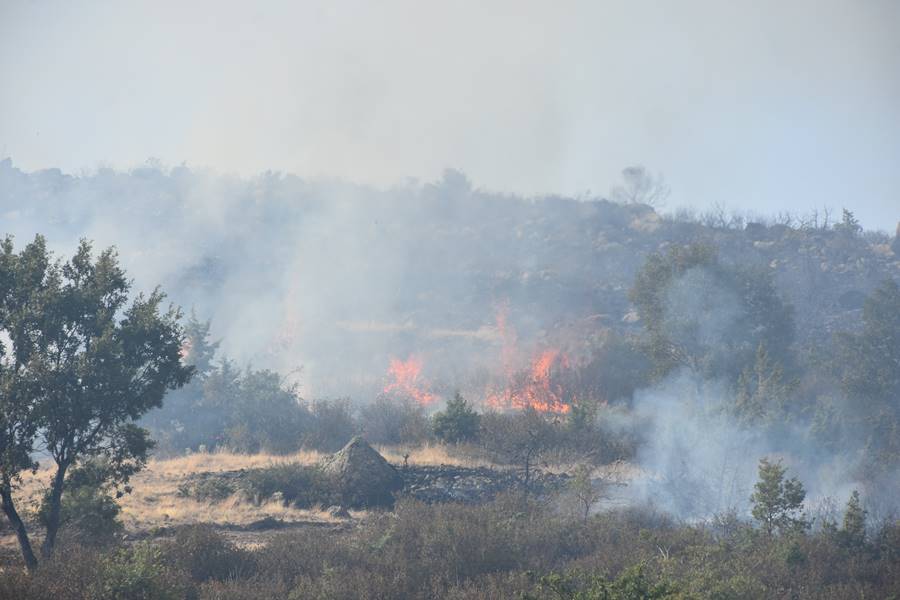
[486,348,573,414]
[383,355,438,406]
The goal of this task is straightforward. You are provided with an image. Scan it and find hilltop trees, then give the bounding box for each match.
[0,235,192,569]
[610,165,670,207]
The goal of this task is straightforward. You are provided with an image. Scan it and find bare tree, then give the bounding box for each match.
[610,165,670,208]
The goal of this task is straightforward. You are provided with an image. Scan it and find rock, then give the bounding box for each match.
[321,436,402,507]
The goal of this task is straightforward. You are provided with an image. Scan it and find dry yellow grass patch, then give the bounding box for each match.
[376,443,493,468]
[11,443,473,535]
[145,447,326,477]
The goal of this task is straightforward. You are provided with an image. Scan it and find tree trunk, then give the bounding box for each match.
[40,462,68,559]
[1,483,38,571]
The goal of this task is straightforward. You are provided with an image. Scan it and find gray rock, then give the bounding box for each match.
[321,436,402,507]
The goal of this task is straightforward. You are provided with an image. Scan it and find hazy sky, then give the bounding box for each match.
[2,0,898,228]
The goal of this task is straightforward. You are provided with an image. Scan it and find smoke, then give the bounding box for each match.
[0,161,601,400]
[622,371,865,522]
[2,158,896,519]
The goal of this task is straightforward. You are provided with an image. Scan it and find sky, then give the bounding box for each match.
[1,0,898,229]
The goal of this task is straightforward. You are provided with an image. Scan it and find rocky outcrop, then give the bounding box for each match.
[321,436,402,507]
[399,465,570,503]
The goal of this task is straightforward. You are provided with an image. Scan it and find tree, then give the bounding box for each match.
[734,343,798,425]
[834,208,862,238]
[630,243,795,384]
[837,279,900,474]
[0,236,192,569]
[750,458,808,536]
[840,490,867,549]
[568,464,606,522]
[610,165,670,207]
[433,391,480,443]
[480,409,559,494]
[180,311,220,379]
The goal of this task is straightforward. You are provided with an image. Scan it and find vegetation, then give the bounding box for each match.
[750,458,808,537]
[0,189,897,596]
[2,494,899,599]
[432,391,480,443]
[0,236,191,570]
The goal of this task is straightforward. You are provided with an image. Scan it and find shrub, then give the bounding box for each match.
[240,463,338,507]
[360,396,431,445]
[161,525,249,582]
[89,543,191,600]
[303,399,358,451]
[433,392,480,443]
[36,460,124,546]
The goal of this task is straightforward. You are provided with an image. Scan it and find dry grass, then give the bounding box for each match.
[7,444,470,537]
[5,444,633,546]
[376,443,494,468]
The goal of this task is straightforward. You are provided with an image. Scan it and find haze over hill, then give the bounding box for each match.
[2,3,900,595]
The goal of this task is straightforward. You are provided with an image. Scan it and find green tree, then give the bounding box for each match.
[0,236,192,569]
[180,311,220,379]
[630,243,794,383]
[840,489,867,549]
[433,391,480,443]
[750,457,809,536]
[837,279,900,473]
[734,343,798,424]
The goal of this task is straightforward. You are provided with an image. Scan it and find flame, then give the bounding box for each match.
[486,348,573,414]
[383,355,438,406]
[483,303,575,413]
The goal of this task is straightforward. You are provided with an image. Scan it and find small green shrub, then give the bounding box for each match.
[89,543,191,600]
[433,392,480,443]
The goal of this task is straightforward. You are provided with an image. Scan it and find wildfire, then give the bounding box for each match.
[486,348,573,414]
[383,355,438,406]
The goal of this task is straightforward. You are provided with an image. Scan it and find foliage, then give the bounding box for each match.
[630,243,794,384]
[833,208,862,238]
[479,409,562,492]
[240,463,338,507]
[839,490,867,549]
[750,457,809,536]
[160,525,249,582]
[567,464,605,522]
[89,543,190,600]
[360,396,431,445]
[734,343,798,424]
[433,391,481,443]
[3,499,900,599]
[531,565,679,599]
[36,459,124,546]
[0,235,192,569]
[836,278,900,476]
[303,399,357,452]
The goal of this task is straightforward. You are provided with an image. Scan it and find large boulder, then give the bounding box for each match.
[321,436,402,507]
